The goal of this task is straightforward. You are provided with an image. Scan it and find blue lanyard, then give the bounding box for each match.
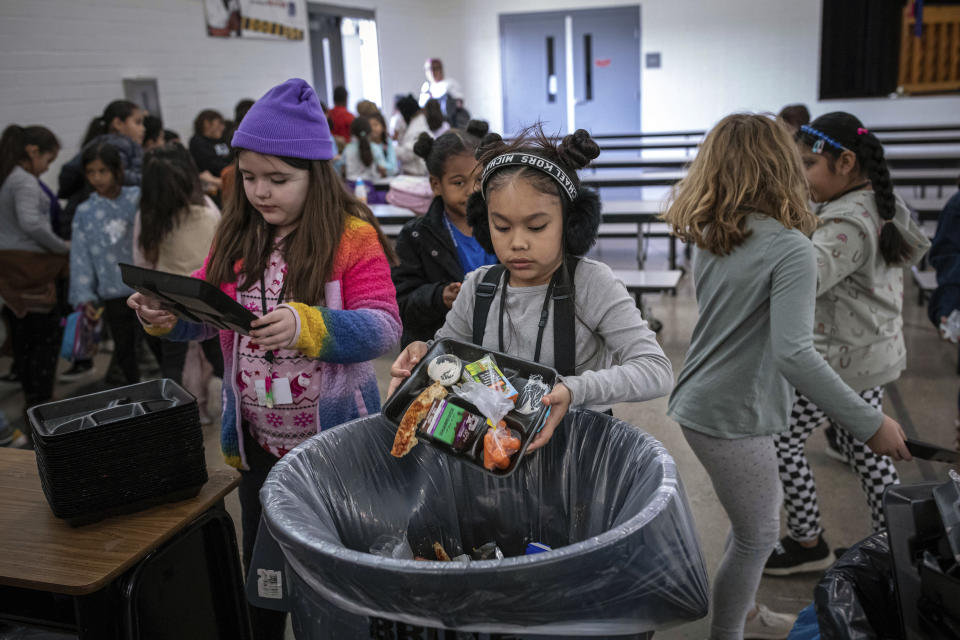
[442,213,460,248]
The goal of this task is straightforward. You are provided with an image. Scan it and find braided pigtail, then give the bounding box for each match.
[859,133,911,264]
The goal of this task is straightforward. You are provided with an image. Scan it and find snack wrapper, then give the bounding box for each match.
[516,375,551,415]
[464,355,518,401]
[419,398,485,450]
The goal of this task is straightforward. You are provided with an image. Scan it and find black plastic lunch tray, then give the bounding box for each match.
[28,379,208,526]
[381,338,559,477]
[120,263,256,334]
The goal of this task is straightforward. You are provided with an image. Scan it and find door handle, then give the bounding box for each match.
[546,36,557,103]
[583,33,593,102]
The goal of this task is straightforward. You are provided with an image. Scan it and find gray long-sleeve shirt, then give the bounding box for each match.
[0,166,69,254]
[436,258,674,410]
[667,214,882,442]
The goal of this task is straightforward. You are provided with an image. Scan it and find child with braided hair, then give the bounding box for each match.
[764,111,930,576]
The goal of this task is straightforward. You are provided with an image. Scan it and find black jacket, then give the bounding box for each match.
[391,197,465,346]
[189,134,233,177]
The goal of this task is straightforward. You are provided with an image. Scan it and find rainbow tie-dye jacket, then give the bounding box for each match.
[145,217,401,469]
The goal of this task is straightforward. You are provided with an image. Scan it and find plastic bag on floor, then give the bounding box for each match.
[258,409,709,637]
[814,532,901,640]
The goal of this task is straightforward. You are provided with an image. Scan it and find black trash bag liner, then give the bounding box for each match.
[259,409,709,637]
[814,531,902,640]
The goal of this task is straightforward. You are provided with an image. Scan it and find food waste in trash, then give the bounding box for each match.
[391,381,447,457]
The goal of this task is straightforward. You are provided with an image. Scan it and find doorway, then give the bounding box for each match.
[308,3,383,109]
[499,6,641,136]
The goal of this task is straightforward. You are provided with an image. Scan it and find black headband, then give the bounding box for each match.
[480,152,578,201]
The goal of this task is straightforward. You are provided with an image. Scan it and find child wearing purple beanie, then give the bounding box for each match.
[129,78,401,639]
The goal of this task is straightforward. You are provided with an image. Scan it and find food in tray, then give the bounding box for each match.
[464,355,518,402]
[426,354,464,386]
[419,398,485,449]
[390,382,448,457]
[433,542,451,562]
[516,375,550,415]
[482,423,522,470]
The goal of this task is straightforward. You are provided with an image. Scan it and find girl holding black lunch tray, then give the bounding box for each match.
[388,126,673,451]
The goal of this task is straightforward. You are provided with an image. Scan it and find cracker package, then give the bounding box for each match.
[464,355,518,402]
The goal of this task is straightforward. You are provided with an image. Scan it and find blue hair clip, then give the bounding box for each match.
[800,125,847,154]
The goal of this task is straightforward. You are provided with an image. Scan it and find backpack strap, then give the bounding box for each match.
[471,259,579,378]
[552,256,579,377]
[472,265,506,346]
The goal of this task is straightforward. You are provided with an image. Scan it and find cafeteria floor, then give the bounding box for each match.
[2,235,955,639]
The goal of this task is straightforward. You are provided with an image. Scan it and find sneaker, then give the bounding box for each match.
[823,425,848,463]
[59,360,94,382]
[764,536,835,576]
[744,604,798,640]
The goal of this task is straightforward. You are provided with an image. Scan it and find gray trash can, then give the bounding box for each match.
[252,409,709,639]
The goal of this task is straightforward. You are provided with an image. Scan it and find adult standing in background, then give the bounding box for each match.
[419,59,461,110]
[418,58,469,127]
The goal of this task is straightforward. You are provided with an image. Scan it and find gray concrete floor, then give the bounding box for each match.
[2,236,956,639]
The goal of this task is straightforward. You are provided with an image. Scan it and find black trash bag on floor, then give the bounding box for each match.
[259,409,709,638]
[814,532,902,640]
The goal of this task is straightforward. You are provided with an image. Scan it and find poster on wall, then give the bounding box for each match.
[204,0,305,41]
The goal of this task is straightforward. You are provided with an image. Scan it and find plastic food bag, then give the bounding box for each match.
[483,424,522,470]
[455,378,514,427]
[516,375,550,415]
[369,535,414,560]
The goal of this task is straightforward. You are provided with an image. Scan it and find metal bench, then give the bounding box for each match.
[610,268,683,332]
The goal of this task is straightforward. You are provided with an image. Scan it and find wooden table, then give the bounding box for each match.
[0,448,243,637]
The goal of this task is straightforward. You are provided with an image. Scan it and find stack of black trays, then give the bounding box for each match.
[28,379,208,526]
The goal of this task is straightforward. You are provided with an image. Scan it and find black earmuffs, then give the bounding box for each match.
[466,182,602,256]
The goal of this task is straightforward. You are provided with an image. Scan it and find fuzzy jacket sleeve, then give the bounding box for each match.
[288,220,401,362]
[813,216,869,297]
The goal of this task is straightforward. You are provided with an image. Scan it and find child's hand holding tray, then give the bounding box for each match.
[120,263,257,334]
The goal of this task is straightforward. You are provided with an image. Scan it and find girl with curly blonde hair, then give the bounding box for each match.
[664,113,910,640]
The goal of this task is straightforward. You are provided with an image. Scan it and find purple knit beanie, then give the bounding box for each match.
[231,78,335,160]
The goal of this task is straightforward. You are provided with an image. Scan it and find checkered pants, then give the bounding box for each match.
[776,387,899,542]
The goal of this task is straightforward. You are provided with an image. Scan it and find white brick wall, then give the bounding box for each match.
[8,0,951,177]
[0,0,313,181]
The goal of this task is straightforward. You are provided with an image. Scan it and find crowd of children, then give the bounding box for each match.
[0,73,956,640]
